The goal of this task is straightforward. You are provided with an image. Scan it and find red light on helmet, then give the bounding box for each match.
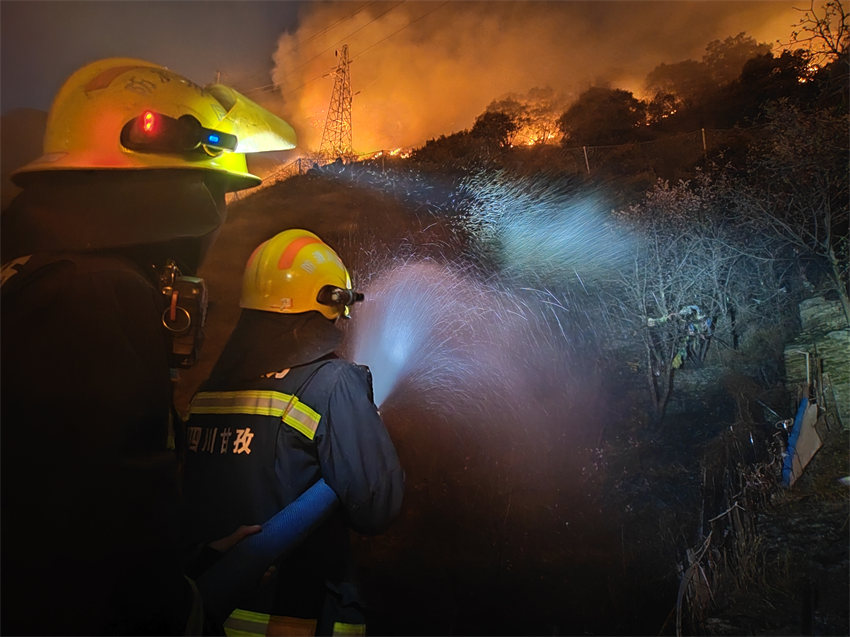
[141,110,156,134]
[120,112,238,154]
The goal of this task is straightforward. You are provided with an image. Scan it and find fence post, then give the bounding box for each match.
[583,146,590,174]
[701,128,707,158]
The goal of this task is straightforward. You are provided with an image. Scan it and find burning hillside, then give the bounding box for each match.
[267,1,799,155]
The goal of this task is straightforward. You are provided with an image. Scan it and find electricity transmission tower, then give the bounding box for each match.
[319,44,353,161]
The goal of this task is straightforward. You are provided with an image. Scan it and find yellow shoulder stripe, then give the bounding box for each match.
[190,390,321,440]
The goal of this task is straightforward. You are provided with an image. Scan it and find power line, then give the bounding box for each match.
[352,0,449,61]
[256,0,407,93]
[225,5,376,90]
[248,0,449,97]
[278,1,377,56]
[319,1,450,99]
[243,0,407,95]
[253,0,378,89]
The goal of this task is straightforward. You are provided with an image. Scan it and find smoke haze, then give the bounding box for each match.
[270,1,800,154]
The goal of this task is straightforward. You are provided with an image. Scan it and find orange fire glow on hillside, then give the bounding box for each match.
[268,2,803,155]
[363,148,413,160]
[513,130,559,147]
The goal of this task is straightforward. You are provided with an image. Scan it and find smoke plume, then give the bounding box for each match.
[271,1,799,154]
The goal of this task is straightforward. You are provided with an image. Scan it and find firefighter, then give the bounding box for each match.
[180,229,404,636]
[0,58,297,635]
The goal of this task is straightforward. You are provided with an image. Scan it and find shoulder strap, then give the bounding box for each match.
[0,255,34,289]
[1,252,150,295]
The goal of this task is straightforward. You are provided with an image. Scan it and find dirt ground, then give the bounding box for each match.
[176,170,849,636]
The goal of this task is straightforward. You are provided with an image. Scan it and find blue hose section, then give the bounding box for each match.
[196,478,339,624]
[782,397,808,486]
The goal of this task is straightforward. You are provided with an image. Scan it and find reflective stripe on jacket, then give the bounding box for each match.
[189,389,322,440]
[223,608,364,637]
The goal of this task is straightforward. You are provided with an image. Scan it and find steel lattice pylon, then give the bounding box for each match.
[319,44,353,161]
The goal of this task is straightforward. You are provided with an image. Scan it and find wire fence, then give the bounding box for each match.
[559,127,762,175]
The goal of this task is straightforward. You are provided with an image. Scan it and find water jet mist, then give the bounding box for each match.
[345,256,600,452]
[457,171,632,290]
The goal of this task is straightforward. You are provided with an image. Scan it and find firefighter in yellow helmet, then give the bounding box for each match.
[181,229,404,636]
[1,58,297,635]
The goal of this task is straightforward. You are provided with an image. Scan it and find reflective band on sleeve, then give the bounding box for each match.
[268,615,318,636]
[190,390,321,440]
[223,608,319,637]
[332,621,366,636]
[223,608,270,637]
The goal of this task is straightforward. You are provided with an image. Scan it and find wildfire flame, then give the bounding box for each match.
[363,148,413,160]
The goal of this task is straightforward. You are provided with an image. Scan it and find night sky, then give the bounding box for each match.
[1,0,304,113]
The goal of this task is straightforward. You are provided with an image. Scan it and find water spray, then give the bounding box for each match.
[345,256,595,435]
[456,170,633,291]
[348,259,492,408]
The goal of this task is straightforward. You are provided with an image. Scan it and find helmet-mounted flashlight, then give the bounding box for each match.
[317,285,364,318]
[120,111,238,154]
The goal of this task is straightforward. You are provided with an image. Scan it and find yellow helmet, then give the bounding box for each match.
[11,57,296,192]
[240,229,363,320]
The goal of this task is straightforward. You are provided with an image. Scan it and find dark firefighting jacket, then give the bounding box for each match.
[0,252,192,636]
[180,310,404,632]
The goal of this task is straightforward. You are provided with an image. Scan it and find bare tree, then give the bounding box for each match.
[787,0,849,67]
[609,175,783,425]
[613,222,702,423]
[738,100,849,323]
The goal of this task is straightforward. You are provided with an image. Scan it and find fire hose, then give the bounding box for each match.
[195,478,339,625]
